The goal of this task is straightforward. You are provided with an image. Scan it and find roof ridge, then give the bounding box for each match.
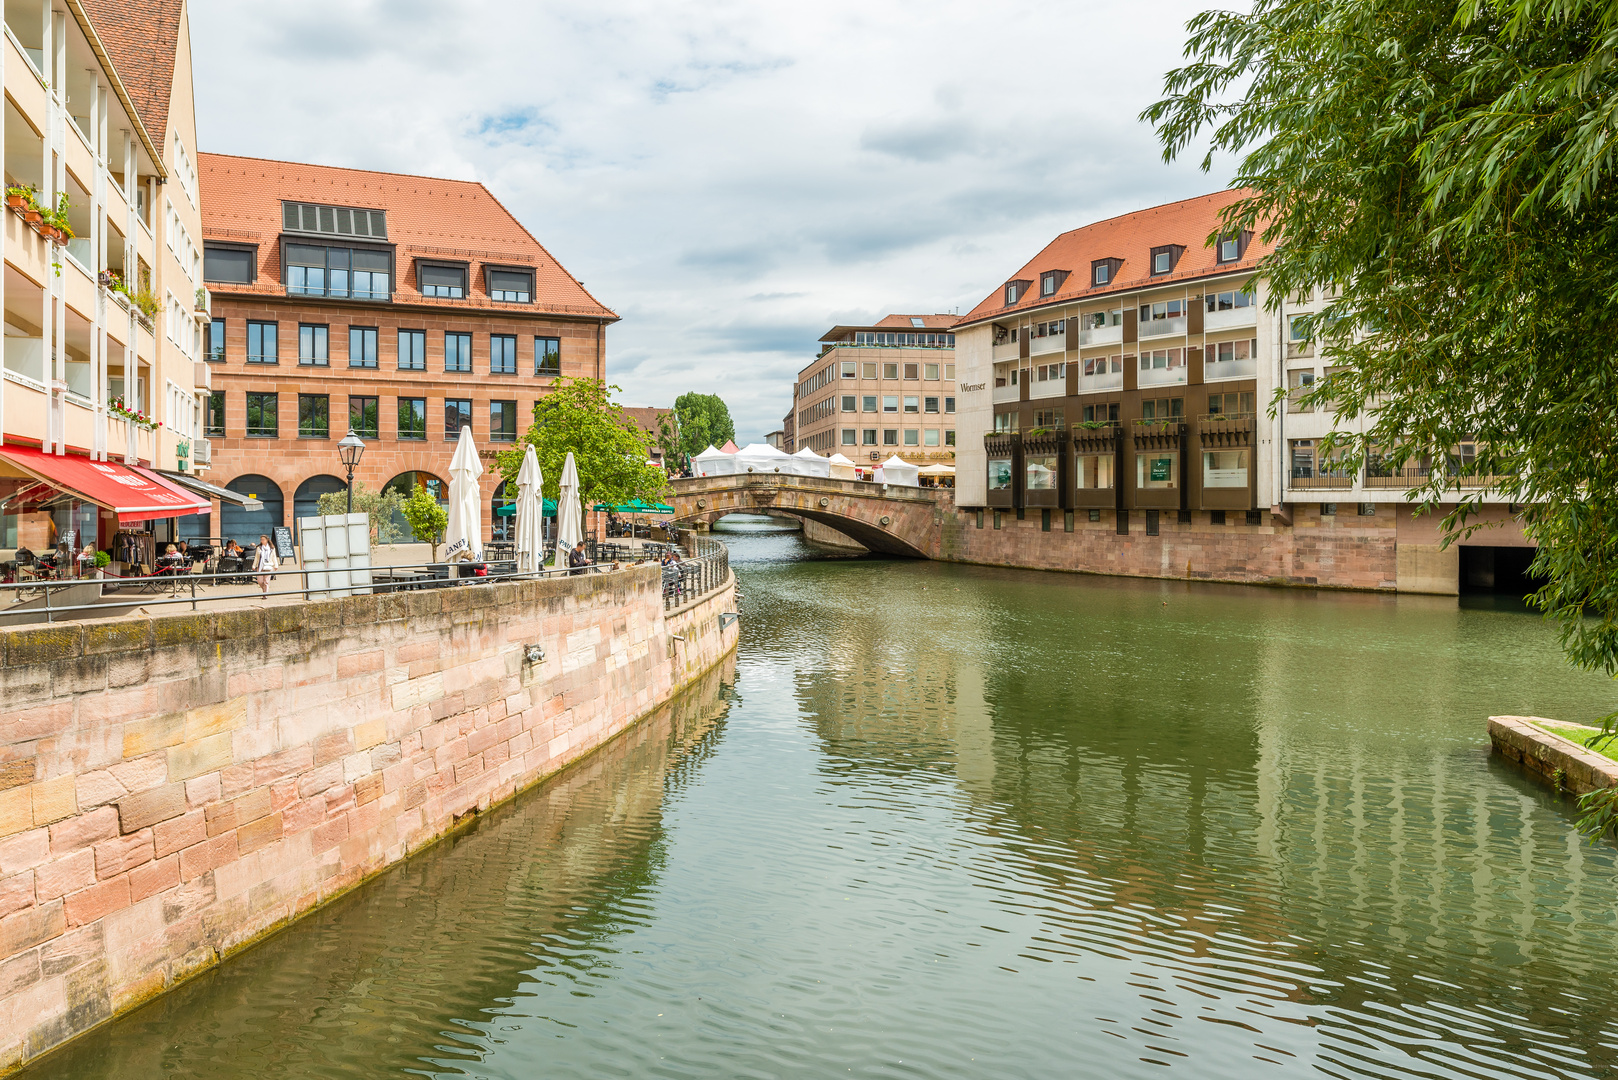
[199,151,495,192]
[1048,188,1250,242]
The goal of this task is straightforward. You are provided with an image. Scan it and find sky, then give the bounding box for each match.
[191,0,1236,444]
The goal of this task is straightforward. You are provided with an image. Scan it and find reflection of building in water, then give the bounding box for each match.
[42,658,737,1078]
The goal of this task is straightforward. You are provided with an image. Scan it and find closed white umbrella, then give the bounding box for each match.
[552,451,582,569]
[445,426,484,561]
[514,444,545,572]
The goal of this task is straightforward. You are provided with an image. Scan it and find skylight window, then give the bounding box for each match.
[282,201,388,240]
[911,317,925,327]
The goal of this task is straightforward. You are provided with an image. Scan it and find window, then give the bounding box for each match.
[398,397,427,440]
[349,396,379,439]
[994,412,1018,433]
[924,429,940,446]
[883,395,899,413]
[910,317,925,328]
[298,324,329,366]
[862,429,877,445]
[862,395,877,413]
[945,364,955,379]
[487,268,533,303]
[945,397,955,413]
[1094,264,1109,284]
[904,363,919,380]
[286,244,390,299]
[445,398,472,438]
[1139,348,1184,372]
[298,393,329,438]
[246,321,278,364]
[841,395,856,412]
[1289,315,1311,342]
[1041,270,1068,296]
[1217,233,1245,263]
[841,361,856,377]
[491,334,517,375]
[399,329,425,371]
[924,396,939,413]
[988,458,1013,490]
[1211,338,1257,366]
[1154,251,1170,274]
[283,201,387,239]
[862,363,878,379]
[1206,289,1253,311]
[535,336,560,375]
[1208,391,1256,417]
[1006,282,1021,304]
[902,429,918,446]
[1137,452,1177,489]
[1026,453,1057,489]
[348,327,378,368]
[883,430,899,445]
[1033,407,1063,429]
[1204,449,1248,488]
[1081,402,1120,423]
[245,392,277,437]
[419,263,465,298]
[445,332,472,373]
[904,396,919,413]
[1139,299,1185,322]
[205,391,225,437]
[1076,452,1114,490]
[490,400,517,442]
[842,429,856,446]
[1140,397,1184,419]
[207,318,225,362]
[945,430,955,446]
[925,363,939,380]
[203,245,254,283]
[883,363,899,380]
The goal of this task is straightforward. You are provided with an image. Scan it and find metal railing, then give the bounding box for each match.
[660,535,730,611]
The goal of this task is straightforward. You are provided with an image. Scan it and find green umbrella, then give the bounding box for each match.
[500,498,556,517]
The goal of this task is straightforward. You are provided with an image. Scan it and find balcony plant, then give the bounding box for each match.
[108,396,160,430]
[194,287,208,311]
[131,290,160,320]
[42,193,72,242]
[5,185,29,210]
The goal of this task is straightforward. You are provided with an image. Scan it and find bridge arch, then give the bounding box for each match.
[669,475,940,558]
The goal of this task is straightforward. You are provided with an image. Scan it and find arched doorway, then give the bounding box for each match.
[491,479,514,542]
[221,475,282,547]
[382,471,447,543]
[292,475,349,541]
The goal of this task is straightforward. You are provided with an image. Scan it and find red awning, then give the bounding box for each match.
[0,445,209,521]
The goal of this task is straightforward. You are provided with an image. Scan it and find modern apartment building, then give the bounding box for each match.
[794,314,957,462]
[197,154,617,544]
[0,0,211,553]
[952,191,1527,594]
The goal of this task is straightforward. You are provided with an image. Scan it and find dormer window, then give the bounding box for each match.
[1094,264,1109,285]
[1150,245,1185,276]
[1216,231,1250,263]
[1090,258,1123,286]
[1006,282,1020,304]
[1040,270,1069,296]
[1004,279,1032,306]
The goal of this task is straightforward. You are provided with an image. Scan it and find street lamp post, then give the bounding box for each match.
[337,430,366,515]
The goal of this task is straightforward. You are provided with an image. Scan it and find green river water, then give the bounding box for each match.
[24,517,1618,1079]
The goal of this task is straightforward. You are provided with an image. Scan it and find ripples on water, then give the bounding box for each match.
[28,515,1618,1079]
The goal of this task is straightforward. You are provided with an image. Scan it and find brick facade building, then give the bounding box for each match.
[195,153,617,545]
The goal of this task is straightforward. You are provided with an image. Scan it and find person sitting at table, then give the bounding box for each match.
[176,540,190,560]
[567,541,591,576]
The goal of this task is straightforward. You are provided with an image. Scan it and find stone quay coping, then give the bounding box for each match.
[1488,715,1618,795]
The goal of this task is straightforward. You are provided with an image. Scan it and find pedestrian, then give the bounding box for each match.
[253,533,279,596]
[567,541,590,576]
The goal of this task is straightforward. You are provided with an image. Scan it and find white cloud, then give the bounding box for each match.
[193,0,1237,442]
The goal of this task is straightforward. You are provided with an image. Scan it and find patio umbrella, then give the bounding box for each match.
[514,444,545,572]
[445,426,484,561]
[552,451,582,569]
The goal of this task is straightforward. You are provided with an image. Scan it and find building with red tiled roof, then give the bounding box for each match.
[792,315,957,461]
[196,153,618,546]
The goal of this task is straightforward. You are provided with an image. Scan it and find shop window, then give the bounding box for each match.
[1203,449,1248,488]
[1026,454,1058,491]
[988,458,1014,491]
[1076,453,1114,489]
[1137,452,1177,489]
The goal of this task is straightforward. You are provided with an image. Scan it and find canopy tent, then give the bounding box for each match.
[826,452,857,481]
[552,452,583,569]
[735,442,791,474]
[720,440,740,453]
[875,455,920,487]
[495,498,557,517]
[790,446,831,478]
[593,498,675,515]
[0,445,208,522]
[692,444,737,477]
[916,463,956,475]
[444,427,484,561]
[514,445,545,573]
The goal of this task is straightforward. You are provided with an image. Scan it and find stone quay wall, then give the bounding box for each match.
[0,564,738,1071]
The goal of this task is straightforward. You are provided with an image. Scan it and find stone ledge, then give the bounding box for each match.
[1488,715,1618,795]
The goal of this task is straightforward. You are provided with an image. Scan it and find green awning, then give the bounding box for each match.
[494,499,557,517]
[595,498,675,515]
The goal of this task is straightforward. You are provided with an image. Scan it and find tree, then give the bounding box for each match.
[400,485,449,559]
[672,392,735,460]
[495,377,668,508]
[315,482,407,544]
[1144,0,1618,688]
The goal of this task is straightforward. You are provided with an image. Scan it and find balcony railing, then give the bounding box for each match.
[1079,370,1123,392]
[1140,365,1188,388]
[1290,472,1354,489]
[1029,334,1064,355]
[1139,316,1188,339]
[1078,324,1123,347]
[1364,468,1509,490]
[193,438,212,465]
[1205,357,1258,381]
[1204,306,1259,332]
[992,383,1020,404]
[991,341,1022,361]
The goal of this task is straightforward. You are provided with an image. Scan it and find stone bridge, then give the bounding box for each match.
[669,475,947,557]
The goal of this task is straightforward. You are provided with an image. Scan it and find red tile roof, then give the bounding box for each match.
[198,152,617,319]
[819,314,959,341]
[620,406,671,438]
[78,0,182,145]
[955,190,1272,328]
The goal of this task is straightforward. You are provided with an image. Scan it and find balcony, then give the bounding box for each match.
[193,361,211,390]
[1205,305,1258,332]
[1364,467,1508,491]
[1029,334,1064,356]
[1140,364,1188,388]
[1078,324,1122,347]
[1078,370,1123,392]
[193,438,212,465]
[992,382,1020,404]
[1205,357,1258,381]
[1290,472,1354,490]
[992,340,1022,362]
[1139,316,1187,340]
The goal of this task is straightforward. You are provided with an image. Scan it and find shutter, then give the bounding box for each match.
[283,203,299,230]
[420,264,465,289]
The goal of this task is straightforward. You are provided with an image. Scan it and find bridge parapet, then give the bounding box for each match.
[669,474,944,557]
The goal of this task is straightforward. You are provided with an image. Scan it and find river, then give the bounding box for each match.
[25,517,1618,1079]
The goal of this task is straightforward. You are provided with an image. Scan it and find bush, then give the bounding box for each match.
[400,485,449,559]
[314,482,407,545]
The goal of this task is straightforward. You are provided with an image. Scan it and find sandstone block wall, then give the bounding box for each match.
[0,564,737,1070]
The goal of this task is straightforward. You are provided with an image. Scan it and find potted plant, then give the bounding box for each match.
[5,186,28,210]
[92,550,110,579]
[133,290,160,320]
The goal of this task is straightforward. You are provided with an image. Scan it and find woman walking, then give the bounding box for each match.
[253,534,278,596]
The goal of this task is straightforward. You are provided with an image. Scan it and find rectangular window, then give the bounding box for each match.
[1203,449,1249,488]
[203,246,254,283]
[904,429,919,446]
[283,201,388,239]
[1206,290,1254,311]
[207,318,225,362]
[841,361,856,377]
[490,400,518,442]
[348,326,378,368]
[246,321,277,364]
[945,430,955,446]
[988,458,1013,490]
[863,362,878,379]
[903,396,919,413]
[286,244,390,299]
[924,363,938,380]
[883,395,898,413]
[924,396,939,413]
[924,428,940,446]
[1219,235,1240,262]
[491,334,517,375]
[399,329,425,371]
[1207,391,1257,417]
[842,429,856,445]
[398,397,427,440]
[445,332,472,373]
[1076,453,1114,489]
[841,395,856,412]
[904,363,919,380]
[487,268,533,303]
[419,263,466,298]
[298,323,329,366]
[1094,264,1109,284]
[945,364,955,379]
[1139,397,1184,420]
[862,429,877,445]
[349,395,378,439]
[883,363,899,380]
[245,392,277,438]
[862,395,877,413]
[205,390,225,437]
[883,430,898,446]
[535,336,561,375]
[1137,452,1177,489]
[445,398,472,438]
[1154,251,1170,274]
[298,393,329,439]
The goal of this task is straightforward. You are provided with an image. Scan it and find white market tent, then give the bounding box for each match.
[875,454,920,487]
[692,444,737,477]
[916,463,955,476]
[790,446,831,478]
[735,442,791,474]
[826,452,857,481]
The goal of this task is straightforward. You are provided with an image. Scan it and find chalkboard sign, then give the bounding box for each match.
[273,526,295,561]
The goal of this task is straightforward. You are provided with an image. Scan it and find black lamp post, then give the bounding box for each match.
[337,430,366,514]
